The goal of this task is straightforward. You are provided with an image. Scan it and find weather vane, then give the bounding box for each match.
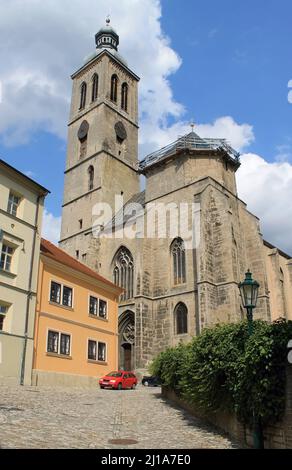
[190,119,195,132]
[106,15,111,25]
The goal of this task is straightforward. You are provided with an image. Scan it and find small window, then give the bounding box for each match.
[110,74,118,102]
[174,303,188,335]
[76,250,79,259]
[47,330,59,354]
[0,244,14,272]
[0,304,7,331]
[121,83,128,112]
[92,74,99,102]
[98,342,106,361]
[50,282,61,304]
[62,286,73,308]
[80,82,87,110]
[99,300,107,319]
[47,330,71,356]
[60,334,71,356]
[7,192,21,217]
[88,340,97,360]
[79,219,83,230]
[88,166,94,191]
[89,296,98,316]
[82,253,87,262]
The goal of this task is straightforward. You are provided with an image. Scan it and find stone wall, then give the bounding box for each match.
[162,364,292,449]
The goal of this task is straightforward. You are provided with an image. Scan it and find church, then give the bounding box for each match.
[59,20,292,371]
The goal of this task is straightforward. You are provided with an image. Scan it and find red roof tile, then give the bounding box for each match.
[40,238,123,293]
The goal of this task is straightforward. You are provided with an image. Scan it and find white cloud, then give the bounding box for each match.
[42,209,61,245]
[0,0,253,158]
[0,0,183,149]
[237,153,292,255]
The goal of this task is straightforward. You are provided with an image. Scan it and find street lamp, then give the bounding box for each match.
[238,270,260,335]
[238,270,263,449]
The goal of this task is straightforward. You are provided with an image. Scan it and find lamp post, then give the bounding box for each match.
[238,270,259,336]
[238,270,264,449]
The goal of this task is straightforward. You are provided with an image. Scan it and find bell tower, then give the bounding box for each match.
[60,19,140,261]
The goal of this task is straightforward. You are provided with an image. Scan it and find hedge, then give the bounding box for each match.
[150,318,292,427]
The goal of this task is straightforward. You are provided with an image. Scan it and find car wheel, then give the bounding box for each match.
[144,381,149,387]
[100,386,104,389]
[117,383,122,390]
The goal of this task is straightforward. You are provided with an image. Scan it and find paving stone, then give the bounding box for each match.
[0,382,238,449]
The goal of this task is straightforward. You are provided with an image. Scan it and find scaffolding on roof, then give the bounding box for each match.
[139,132,240,171]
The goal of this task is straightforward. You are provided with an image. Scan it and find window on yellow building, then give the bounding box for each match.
[63,286,73,308]
[88,340,97,360]
[50,281,73,308]
[50,282,61,304]
[47,330,71,356]
[89,296,107,319]
[87,340,106,362]
[89,296,98,316]
[99,300,107,319]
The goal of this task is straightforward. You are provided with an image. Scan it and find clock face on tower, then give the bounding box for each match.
[115,121,127,142]
[78,120,89,141]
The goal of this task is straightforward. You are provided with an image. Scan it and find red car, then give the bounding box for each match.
[99,371,138,390]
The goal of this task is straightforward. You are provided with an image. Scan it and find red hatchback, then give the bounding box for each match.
[99,371,138,390]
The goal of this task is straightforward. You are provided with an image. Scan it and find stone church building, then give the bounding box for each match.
[59,20,292,371]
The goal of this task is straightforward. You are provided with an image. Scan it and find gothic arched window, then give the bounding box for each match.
[110,74,118,102]
[88,165,94,191]
[92,74,99,102]
[174,302,188,335]
[113,247,134,301]
[171,238,186,285]
[121,83,128,111]
[80,82,87,109]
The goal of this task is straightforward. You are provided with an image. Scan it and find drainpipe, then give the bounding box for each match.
[20,195,42,386]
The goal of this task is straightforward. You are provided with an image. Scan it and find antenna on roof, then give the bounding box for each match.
[106,15,111,25]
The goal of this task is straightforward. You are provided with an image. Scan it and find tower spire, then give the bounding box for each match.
[95,17,119,51]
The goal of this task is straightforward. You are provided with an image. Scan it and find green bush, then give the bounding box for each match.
[151,318,292,428]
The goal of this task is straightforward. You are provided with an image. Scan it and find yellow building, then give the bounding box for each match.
[0,159,49,385]
[32,239,122,387]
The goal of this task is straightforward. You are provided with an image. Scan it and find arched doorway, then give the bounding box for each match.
[118,310,135,371]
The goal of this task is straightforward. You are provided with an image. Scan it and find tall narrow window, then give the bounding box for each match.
[92,74,99,102]
[0,244,14,272]
[88,166,94,191]
[110,74,118,102]
[171,238,186,285]
[174,303,188,335]
[121,83,128,111]
[0,305,7,331]
[7,192,21,217]
[80,82,87,109]
[113,247,134,301]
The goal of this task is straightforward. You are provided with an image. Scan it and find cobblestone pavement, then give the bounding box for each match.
[0,382,239,449]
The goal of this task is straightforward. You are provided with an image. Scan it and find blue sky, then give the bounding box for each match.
[0,0,292,252]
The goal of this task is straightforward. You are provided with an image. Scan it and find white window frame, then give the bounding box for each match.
[49,280,74,309]
[88,294,108,320]
[0,243,14,272]
[7,191,21,217]
[46,329,72,356]
[87,338,107,363]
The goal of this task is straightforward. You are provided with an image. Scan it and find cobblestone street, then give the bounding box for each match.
[0,382,238,449]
